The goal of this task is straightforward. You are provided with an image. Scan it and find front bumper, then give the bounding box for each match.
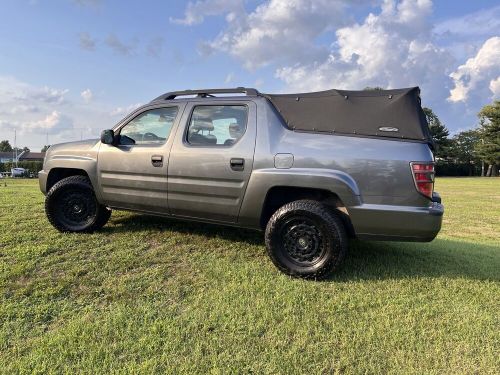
[348,200,444,242]
[38,170,48,195]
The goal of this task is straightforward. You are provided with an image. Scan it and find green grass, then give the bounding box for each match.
[0,177,499,374]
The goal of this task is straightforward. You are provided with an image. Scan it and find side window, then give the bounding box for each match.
[119,107,178,145]
[187,105,248,146]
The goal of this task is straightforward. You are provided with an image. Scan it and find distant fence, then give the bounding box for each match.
[0,161,43,173]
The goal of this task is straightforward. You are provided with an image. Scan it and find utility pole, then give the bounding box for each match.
[14,128,17,168]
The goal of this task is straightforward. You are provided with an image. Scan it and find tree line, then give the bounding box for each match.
[425,100,499,177]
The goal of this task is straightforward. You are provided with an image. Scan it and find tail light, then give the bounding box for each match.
[410,162,435,199]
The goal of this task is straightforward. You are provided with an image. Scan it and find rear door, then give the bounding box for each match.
[167,101,256,223]
[97,104,184,213]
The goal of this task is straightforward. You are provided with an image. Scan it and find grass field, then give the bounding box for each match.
[0,178,499,374]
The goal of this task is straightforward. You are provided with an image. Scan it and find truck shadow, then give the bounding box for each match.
[107,214,499,282]
[331,239,499,282]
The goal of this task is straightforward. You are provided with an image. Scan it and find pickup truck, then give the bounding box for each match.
[39,87,444,279]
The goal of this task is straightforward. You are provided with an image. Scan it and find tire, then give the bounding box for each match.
[265,200,347,279]
[45,175,111,233]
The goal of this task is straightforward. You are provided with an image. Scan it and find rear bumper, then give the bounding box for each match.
[38,170,48,195]
[348,200,444,242]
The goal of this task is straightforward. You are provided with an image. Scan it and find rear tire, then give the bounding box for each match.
[45,175,111,233]
[265,200,347,279]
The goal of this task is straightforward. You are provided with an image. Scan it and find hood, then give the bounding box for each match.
[44,139,100,164]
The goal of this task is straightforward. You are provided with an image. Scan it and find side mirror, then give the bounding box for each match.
[100,129,115,145]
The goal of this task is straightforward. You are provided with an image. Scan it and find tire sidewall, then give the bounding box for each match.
[265,200,347,279]
[45,176,101,233]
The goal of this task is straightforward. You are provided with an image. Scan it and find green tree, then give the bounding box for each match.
[423,107,451,158]
[41,145,51,152]
[449,129,480,175]
[475,100,500,176]
[0,140,13,152]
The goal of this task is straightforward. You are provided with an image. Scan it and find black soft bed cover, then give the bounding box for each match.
[264,87,431,141]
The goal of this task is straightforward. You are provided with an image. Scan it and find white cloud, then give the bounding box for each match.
[224,72,234,84]
[21,111,72,133]
[489,76,500,98]
[170,0,245,25]
[200,0,364,69]
[275,0,452,100]
[110,103,142,117]
[0,76,68,106]
[448,37,500,102]
[21,86,68,104]
[0,76,154,149]
[81,88,93,103]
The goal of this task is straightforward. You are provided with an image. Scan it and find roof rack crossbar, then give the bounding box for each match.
[152,87,259,101]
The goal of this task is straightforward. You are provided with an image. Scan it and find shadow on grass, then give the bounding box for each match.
[105,214,263,246]
[332,239,499,282]
[107,214,499,282]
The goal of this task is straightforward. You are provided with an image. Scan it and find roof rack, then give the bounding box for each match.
[151,87,260,101]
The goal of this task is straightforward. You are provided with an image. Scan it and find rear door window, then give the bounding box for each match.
[186,105,248,146]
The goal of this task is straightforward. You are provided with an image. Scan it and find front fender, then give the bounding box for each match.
[40,155,101,201]
[238,168,362,228]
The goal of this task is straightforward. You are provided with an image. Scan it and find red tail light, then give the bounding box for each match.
[410,162,435,199]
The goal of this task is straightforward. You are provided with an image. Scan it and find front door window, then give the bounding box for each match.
[119,107,178,145]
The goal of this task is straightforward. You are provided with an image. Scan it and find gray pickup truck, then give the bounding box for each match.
[39,87,443,279]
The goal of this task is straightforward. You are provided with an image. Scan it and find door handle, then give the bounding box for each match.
[151,155,163,167]
[230,158,245,171]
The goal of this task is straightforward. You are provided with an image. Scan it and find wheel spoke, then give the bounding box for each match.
[280,217,325,264]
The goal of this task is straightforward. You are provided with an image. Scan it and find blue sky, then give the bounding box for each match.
[0,0,499,151]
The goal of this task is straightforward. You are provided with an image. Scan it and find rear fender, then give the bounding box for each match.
[238,168,361,228]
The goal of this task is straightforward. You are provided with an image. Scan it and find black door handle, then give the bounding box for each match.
[151,155,163,167]
[230,158,245,171]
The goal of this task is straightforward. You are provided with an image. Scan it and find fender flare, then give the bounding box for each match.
[238,168,362,228]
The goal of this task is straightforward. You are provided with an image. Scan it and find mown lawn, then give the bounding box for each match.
[0,178,499,374]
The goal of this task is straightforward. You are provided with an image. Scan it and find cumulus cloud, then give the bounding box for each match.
[81,88,93,102]
[448,37,500,102]
[0,77,73,137]
[12,83,68,105]
[170,0,245,25]
[21,111,73,134]
[489,77,500,98]
[110,103,142,117]
[199,0,363,69]
[79,32,96,51]
[0,76,67,111]
[275,0,453,102]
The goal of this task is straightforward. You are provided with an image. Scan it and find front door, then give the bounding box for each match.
[97,104,183,214]
[168,101,256,223]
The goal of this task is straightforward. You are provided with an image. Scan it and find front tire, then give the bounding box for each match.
[265,200,347,279]
[45,175,111,233]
